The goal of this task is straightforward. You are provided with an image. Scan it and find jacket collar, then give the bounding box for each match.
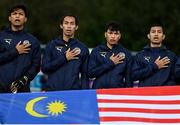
[56,37,77,46]
[99,43,121,51]
[144,44,167,52]
[4,26,27,34]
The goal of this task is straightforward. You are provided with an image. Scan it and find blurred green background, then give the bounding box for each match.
[1,0,180,54]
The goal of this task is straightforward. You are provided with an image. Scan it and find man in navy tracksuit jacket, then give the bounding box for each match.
[132,23,177,87]
[41,15,89,91]
[88,22,133,89]
[0,5,41,93]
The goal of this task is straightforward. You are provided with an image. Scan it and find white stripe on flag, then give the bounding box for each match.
[97,94,180,100]
[99,112,180,119]
[98,103,180,109]
[100,122,180,125]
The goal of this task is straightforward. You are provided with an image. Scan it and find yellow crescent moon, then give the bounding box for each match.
[25,96,48,117]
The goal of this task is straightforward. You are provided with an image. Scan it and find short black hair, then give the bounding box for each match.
[60,15,78,25]
[148,17,164,30]
[9,4,27,17]
[105,21,121,32]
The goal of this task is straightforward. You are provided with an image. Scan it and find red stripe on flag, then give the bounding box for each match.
[97,86,180,124]
[98,99,180,104]
[100,117,180,123]
[96,86,180,95]
[99,108,180,114]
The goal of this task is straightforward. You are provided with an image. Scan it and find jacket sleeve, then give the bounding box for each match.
[24,42,41,81]
[0,45,19,64]
[167,55,177,85]
[41,43,68,74]
[125,53,133,87]
[88,50,115,78]
[80,48,90,89]
[175,57,180,77]
[131,54,159,81]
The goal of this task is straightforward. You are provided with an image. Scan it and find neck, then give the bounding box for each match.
[107,43,113,49]
[11,25,24,31]
[150,43,162,48]
[63,34,74,42]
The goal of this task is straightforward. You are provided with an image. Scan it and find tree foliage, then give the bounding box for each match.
[1,0,180,54]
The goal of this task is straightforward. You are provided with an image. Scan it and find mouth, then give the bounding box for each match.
[153,37,159,41]
[66,30,72,32]
[15,19,20,22]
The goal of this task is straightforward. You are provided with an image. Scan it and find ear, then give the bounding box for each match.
[8,16,11,22]
[75,25,78,30]
[104,32,107,38]
[24,17,27,23]
[147,34,150,39]
[60,24,63,29]
[118,33,121,39]
[163,34,165,40]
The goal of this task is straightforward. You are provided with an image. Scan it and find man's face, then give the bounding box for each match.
[9,9,27,27]
[105,29,121,47]
[60,16,78,37]
[148,26,165,45]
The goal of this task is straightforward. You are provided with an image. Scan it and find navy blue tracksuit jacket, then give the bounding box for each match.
[88,44,133,89]
[0,27,41,93]
[175,56,180,82]
[41,37,89,91]
[132,45,177,87]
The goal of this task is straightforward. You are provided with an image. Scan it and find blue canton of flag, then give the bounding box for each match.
[0,90,99,124]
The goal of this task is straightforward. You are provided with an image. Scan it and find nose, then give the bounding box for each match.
[111,33,116,38]
[155,31,159,35]
[15,14,20,18]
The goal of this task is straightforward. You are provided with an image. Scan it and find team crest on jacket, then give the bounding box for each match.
[4,39,12,44]
[117,52,125,58]
[73,47,81,55]
[23,40,31,45]
[56,46,63,52]
[99,52,107,58]
[144,56,150,62]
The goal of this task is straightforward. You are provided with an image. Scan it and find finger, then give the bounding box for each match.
[119,55,125,60]
[164,61,170,65]
[23,48,31,51]
[11,87,17,93]
[72,57,79,60]
[24,44,31,48]
[10,86,16,91]
[66,48,71,52]
[156,56,161,60]
[21,51,30,54]
[161,56,169,61]
[118,61,124,64]
[17,41,21,45]
[73,51,80,56]
[161,65,169,68]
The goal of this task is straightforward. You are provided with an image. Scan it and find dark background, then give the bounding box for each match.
[1,0,180,54]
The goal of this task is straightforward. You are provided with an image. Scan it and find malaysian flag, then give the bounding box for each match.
[97,86,180,125]
[1,86,180,124]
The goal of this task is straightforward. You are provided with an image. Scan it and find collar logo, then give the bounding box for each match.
[4,39,12,44]
[56,46,63,52]
[144,56,151,62]
[100,52,107,58]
